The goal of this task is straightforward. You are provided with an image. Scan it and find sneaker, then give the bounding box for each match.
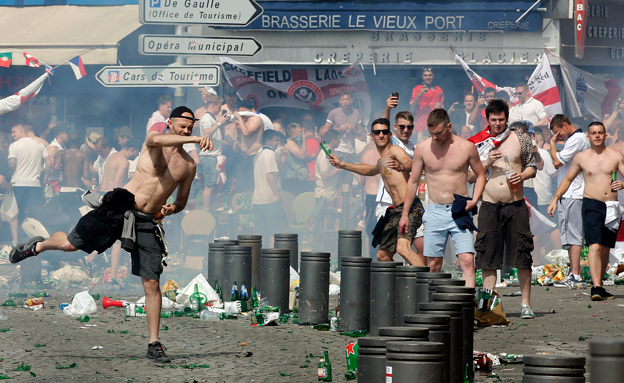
[520,305,535,319]
[590,286,615,301]
[554,274,582,289]
[9,236,44,264]
[146,341,171,363]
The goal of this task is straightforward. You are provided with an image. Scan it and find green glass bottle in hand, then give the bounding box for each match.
[611,171,617,192]
[320,141,333,158]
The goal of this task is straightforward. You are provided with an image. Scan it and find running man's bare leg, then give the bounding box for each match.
[9,218,18,243]
[588,244,603,287]
[412,237,425,265]
[518,268,532,306]
[569,244,582,276]
[457,252,475,287]
[427,257,443,272]
[110,241,122,280]
[34,231,79,253]
[143,278,162,343]
[397,238,425,266]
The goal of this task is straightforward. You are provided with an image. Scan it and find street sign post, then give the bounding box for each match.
[139,35,262,56]
[95,66,220,87]
[139,0,263,26]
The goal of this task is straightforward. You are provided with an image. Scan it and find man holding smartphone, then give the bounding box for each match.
[410,67,444,134]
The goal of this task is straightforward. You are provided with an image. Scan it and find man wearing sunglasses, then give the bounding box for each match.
[400,109,486,287]
[509,82,549,129]
[330,118,425,266]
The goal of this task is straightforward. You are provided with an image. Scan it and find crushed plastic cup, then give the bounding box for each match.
[200,310,221,321]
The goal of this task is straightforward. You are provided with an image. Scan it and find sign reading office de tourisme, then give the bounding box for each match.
[139,0,263,26]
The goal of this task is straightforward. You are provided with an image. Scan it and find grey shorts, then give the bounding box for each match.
[558,197,584,248]
[198,155,219,188]
[130,219,166,281]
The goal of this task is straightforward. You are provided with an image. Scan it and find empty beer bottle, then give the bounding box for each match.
[213,280,220,294]
[251,286,258,308]
[231,281,240,301]
[190,284,202,312]
[317,350,332,381]
[611,171,617,192]
[320,141,332,157]
[240,282,249,312]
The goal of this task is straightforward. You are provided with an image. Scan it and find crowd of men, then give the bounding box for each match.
[3,68,624,315]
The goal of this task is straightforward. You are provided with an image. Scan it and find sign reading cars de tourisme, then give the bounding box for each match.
[139,0,263,26]
[95,66,220,87]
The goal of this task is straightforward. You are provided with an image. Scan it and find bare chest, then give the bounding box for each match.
[423,146,469,173]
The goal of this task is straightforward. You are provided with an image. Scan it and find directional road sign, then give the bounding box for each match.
[95,66,220,87]
[139,0,263,26]
[139,35,262,56]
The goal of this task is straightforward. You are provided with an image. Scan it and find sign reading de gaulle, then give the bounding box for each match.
[139,0,263,26]
[95,66,220,87]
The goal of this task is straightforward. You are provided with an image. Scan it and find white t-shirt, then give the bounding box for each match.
[199,112,222,156]
[8,137,47,187]
[376,136,415,204]
[534,147,556,205]
[314,150,340,199]
[556,130,589,199]
[509,97,548,125]
[253,147,279,205]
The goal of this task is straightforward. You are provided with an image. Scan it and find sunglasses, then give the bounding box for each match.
[396,124,414,130]
[372,129,391,136]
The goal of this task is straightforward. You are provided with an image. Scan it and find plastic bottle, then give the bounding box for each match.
[200,310,221,321]
[503,155,520,193]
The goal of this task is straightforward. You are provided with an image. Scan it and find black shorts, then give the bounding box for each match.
[130,218,166,281]
[583,197,617,248]
[475,200,534,270]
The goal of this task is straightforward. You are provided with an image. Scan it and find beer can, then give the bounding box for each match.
[330,316,339,332]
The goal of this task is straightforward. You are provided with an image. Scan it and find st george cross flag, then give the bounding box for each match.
[558,53,624,119]
[526,53,562,120]
[69,55,87,80]
[23,52,40,68]
[0,53,12,68]
[220,57,371,124]
[454,52,518,103]
[0,72,48,116]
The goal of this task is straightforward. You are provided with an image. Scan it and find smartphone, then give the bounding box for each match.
[221,110,227,116]
[422,82,429,92]
[391,91,399,100]
[50,115,57,124]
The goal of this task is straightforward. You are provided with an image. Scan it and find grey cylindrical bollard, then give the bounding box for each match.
[404,314,452,383]
[523,355,586,383]
[260,248,291,313]
[339,256,371,332]
[385,341,444,383]
[415,272,452,309]
[427,278,465,302]
[214,239,239,245]
[378,326,429,341]
[432,292,474,382]
[338,230,362,271]
[396,266,430,324]
[358,337,411,383]
[370,262,403,335]
[299,252,330,325]
[237,235,262,290]
[208,242,226,288]
[590,338,624,383]
[274,233,299,272]
[435,285,476,295]
[418,302,463,383]
[223,245,252,302]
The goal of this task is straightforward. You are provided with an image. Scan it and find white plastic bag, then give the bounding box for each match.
[0,190,18,222]
[176,273,220,307]
[63,291,97,316]
[290,266,300,289]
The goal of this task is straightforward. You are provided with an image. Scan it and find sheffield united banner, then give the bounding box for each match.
[220,57,371,122]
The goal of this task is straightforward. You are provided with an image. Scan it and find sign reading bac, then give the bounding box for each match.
[95,66,220,87]
[140,0,263,26]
